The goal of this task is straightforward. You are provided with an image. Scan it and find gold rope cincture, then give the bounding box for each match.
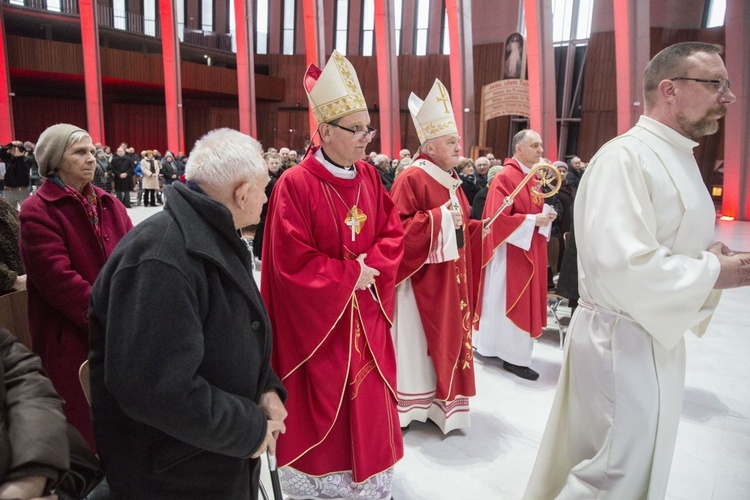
[327,181,366,241]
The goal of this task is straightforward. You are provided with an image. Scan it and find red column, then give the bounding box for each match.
[0,7,14,144]
[159,0,184,154]
[523,0,557,162]
[79,0,105,144]
[445,0,475,152]
[612,0,649,135]
[302,0,326,142]
[234,0,257,137]
[373,0,401,158]
[722,0,750,220]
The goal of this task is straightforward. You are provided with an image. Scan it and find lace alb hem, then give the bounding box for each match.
[280,467,394,500]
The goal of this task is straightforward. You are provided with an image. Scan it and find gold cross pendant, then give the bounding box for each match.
[345,205,367,241]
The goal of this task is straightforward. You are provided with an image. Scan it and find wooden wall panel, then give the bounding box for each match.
[7,36,84,75]
[107,102,168,152]
[10,36,283,99]
[12,96,87,143]
[473,42,511,158]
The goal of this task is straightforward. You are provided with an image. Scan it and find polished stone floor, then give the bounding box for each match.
[128,206,749,500]
[387,219,750,500]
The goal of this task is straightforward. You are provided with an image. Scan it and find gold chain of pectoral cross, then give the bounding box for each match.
[327,181,367,242]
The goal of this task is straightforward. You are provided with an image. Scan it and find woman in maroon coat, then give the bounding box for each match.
[19,124,132,449]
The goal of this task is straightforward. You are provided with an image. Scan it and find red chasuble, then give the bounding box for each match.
[476,158,548,338]
[261,148,404,482]
[389,153,483,401]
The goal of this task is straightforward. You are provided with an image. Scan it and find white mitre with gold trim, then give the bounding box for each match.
[304,50,367,125]
[408,78,458,144]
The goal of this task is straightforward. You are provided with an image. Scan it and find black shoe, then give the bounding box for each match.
[503,362,539,381]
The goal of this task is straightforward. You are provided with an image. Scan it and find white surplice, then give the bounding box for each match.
[525,116,722,500]
[391,160,470,433]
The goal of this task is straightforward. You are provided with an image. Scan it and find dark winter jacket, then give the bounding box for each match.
[89,182,286,499]
[0,327,69,491]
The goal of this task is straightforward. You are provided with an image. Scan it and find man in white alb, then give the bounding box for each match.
[525,42,749,500]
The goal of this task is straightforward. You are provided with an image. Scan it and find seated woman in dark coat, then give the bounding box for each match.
[0,327,68,500]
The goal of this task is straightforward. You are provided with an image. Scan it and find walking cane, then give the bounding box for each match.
[267,452,284,500]
[483,162,562,229]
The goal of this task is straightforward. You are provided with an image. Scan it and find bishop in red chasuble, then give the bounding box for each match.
[473,129,556,382]
[389,79,485,434]
[261,51,404,500]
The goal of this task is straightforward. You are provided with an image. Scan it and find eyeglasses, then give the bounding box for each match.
[327,122,378,140]
[670,77,732,95]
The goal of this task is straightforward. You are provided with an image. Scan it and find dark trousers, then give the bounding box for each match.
[117,191,131,208]
[144,189,157,206]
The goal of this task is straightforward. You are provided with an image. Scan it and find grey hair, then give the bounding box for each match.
[511,130,532,152]
[644,42,723,107]
[185,128,267,188]
[66,130,91,150]
[419,138,437,154]
[374,153,389,166]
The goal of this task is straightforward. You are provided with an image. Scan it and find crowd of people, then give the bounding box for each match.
[1,42,749,500]
[0,140,191,211]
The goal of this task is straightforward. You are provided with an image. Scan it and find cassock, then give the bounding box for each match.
[261,147,405,493]
[473,158,549,366]
[389,153,482,433]
[525,116,722,499]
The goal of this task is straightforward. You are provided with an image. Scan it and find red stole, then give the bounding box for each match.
[261,149,404,480]
[476,158,547,337]
[389,153,482,401]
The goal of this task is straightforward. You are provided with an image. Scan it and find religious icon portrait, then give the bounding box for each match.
[503,33,525,80]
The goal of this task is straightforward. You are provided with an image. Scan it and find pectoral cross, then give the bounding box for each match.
[345,206,367,241]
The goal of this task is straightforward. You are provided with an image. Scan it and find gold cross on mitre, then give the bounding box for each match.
[435,81,451,113]
[345,206,367,241]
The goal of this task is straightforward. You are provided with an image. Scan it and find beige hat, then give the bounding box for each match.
[304,50,367,125]
[35,123,87,178]
[408,79,458,144]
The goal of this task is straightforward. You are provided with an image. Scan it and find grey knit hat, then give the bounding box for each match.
[487,165,503,185]
[35,123,88,178]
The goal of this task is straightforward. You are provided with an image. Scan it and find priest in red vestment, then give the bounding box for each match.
[389,79,486,433]
[261,50,404,500]
[473,129,557,381]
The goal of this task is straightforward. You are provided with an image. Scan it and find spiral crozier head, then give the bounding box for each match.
[530,161,562,198]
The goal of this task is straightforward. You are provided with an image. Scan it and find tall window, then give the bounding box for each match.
[552,0,593,43]
[46,0,61,12]
[256,0,269,54]
[144,0,157,36]
[113,0,126,30]
[394,0,403,55]
[414,0,430,56]
[440,7,450,55]
[229,0,236,52]
[176,0,185,40]
[334,0,349,55]
[361,0,375,56]
[202,0,213,32]
[705,0,726,28]
[282,0,297,54]
[547,0,595,159]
